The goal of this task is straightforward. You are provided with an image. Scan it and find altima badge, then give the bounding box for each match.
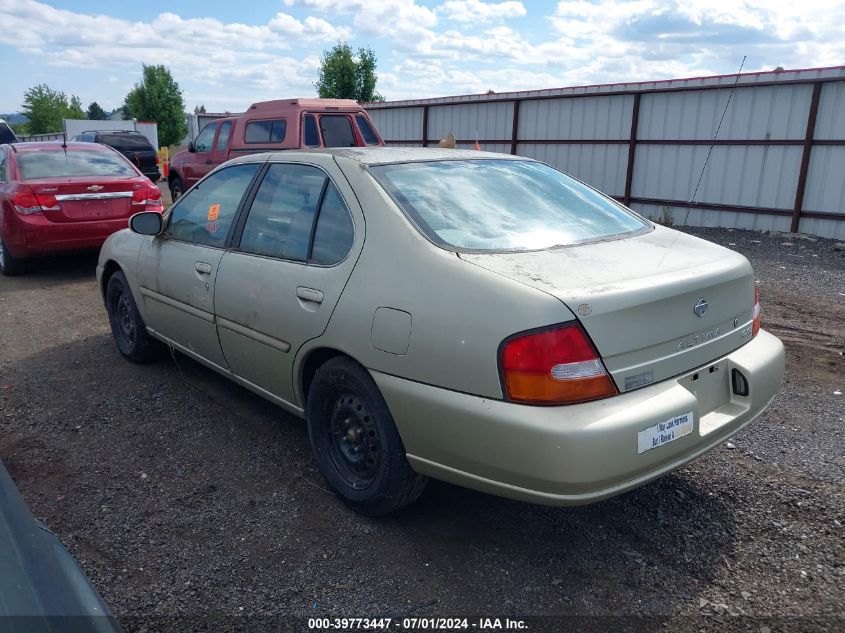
[694,299,708,317]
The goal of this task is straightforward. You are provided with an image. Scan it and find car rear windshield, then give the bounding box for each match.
[97,134,153,151]
[370,159,650,251]
[17,148,137,180]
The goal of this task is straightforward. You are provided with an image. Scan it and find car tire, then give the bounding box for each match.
[0,236,25,276]
[105,270,163,363]
[307,356,427,516]
[169,175,184,201]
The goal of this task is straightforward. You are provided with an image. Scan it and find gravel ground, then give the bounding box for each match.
[0,224,842,633]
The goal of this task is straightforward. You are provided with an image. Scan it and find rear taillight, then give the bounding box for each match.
[500,323,618,405]
[752,286,761,338]
[132,185,164,212]
[12,189,59,214]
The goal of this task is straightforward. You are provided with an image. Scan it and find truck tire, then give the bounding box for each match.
[169,175,185,201]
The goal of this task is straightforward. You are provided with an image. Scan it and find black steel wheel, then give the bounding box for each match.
[307,356,427,515]
[105,270,163,363]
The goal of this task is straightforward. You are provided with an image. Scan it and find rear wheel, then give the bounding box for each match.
[105,270,163,363]
[307,357,427,516]
[169,175,184,201]
[0,236,25,276]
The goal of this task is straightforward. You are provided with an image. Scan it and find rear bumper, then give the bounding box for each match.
[373,329,784,506]
[3,212,131,259]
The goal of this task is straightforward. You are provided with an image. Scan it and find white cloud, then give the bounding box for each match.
[439,0,527,22]
[286,0,438,37]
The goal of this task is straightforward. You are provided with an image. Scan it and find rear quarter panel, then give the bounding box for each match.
[294,156,577,402]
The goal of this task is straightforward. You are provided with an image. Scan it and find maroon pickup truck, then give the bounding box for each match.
[168,98,383,200]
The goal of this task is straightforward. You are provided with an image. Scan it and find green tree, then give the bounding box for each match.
[68,95,85,120]
[123,64,187,147]
[315,42,384,102]
[86,101,108,120]
[193,104,206,114]
[20,84,87,134]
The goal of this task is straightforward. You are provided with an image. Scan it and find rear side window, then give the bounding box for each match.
[166,164,259,248]
[319,115,355,147]
[97,133,153,151]
[238,164,354,264]
[355,115,379,145]
[245,119,286,144]
[238,164,325,261]
[17,149,137,179]
[0,151,6,181]
[303,115,320,147]
[216,121,232,152]
[311,183,354,264]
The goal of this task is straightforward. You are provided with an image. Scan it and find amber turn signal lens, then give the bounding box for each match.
[752,286,761,338]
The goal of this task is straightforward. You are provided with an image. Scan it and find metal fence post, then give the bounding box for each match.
[510,100,520,155]
[791,82,822,233]
[623,93,641,206]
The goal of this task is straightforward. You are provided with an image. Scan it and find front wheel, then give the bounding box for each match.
[105,270,163,363]
[169,175,184,201]
[307,357,427,516]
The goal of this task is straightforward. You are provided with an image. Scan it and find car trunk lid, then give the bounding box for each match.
[26,177,141,222]
[460,226,756,392]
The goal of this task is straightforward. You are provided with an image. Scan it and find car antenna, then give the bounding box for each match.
[655,55,746,267]
[682,55,746,225]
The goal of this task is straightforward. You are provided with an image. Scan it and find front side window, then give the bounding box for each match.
[193,123,217,152]
[371,159,650,252]
[319,115,355,147]
[165,164,259,248]
[238,164,354,264]
[244,119,286,144]
[355,115,379,145]
[17,149,136,180]
[0,151,6,181]
[216,121,232,152]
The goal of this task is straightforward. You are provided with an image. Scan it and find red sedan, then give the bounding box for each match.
[0,142,164,275]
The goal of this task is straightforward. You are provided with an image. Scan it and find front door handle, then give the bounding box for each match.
[205,159,213,164]
[296,287,324,304]
[195,261,213,274]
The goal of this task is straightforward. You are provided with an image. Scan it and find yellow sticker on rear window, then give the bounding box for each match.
[208,203,220,221]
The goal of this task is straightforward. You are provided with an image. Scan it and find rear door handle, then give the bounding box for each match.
[296,287,324,304]
[205,159,213,164]
[195,262,213,274]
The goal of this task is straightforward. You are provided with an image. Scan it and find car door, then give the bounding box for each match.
[137,162,261,369]
[183,122,218,186]
[214,157,363,406]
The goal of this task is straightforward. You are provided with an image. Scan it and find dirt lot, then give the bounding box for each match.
[0,223,842,632]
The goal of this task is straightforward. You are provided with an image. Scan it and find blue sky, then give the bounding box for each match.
[1,0,843,114]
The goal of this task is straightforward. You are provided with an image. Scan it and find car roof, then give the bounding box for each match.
[227,147,531,167]
[11,141,118,152]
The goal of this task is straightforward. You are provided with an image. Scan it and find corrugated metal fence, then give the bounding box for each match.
[365,66,845,240]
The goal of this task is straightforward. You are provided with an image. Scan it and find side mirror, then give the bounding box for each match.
[188,141,195,153]
[130,211,164,236]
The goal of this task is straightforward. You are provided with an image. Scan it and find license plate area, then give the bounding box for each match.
[681,360,730,417]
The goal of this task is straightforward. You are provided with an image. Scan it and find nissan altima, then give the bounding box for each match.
[97,148,784,515]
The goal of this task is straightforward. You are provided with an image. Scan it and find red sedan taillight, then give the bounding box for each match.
[131,185,164,212]
[500,323,618,405]
[11,189,60,214]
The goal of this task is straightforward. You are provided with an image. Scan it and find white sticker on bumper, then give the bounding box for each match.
[637,411,694,454]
